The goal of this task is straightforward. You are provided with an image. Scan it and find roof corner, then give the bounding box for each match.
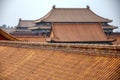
[52,5,56,9]
[86,5,90,9]
[19,18,22,21]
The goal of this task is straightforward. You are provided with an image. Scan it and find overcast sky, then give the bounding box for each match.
[0,0,120,31]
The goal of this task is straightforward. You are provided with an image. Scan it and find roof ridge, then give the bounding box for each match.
[35,6,113,23]
[35,8,88,23]
[54,8,88,10]
[20,20,35,21]
[35,8,54,23]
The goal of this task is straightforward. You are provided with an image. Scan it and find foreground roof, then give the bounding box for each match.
[0,46,119,80]
[36,6,112,23]
[18,18,35,27]
[50,23,112,43]
[0,29,18,41]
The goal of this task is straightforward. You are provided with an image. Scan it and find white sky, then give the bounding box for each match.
[0,0,120,31]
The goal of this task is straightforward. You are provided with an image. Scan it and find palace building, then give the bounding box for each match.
[35,5,116,43]
[11,5,117,43]
[11,6,117,36]
[35,5,117,35]
[11,19,37,36]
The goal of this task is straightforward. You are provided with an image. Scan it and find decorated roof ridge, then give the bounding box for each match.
[35,5,112,23]
[35,6,89,23]
[18,18,35,25]
[19,18,35,21]
[19,19,35,23]
[51,7,89,10]
[18,18,36,27]
[51,5,91,10]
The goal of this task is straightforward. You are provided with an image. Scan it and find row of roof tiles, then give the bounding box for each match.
[0,46,120,80]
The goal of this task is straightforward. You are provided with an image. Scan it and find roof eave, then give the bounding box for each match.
[50,40,115,43]
[35,8,55,23]
[51,38,116,43]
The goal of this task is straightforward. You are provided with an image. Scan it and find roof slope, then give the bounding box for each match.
[36,6,112,23]
[0,46,120,80]
[0,29,18,41]
[18,19,35,27]
[51,23,109,42]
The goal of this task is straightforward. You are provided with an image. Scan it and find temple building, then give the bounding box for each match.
[16,18,35,32]
[11,6,117,41]
[11,18,51,36]
[34,5,117,36]
[33,6,116,43]
[11,19,37,36]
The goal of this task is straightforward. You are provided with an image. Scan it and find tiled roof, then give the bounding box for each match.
[17,36,46,42]
[36,6,112,23]
[10,31,38,35]
[50,23,110,42]
[0,46,120,80]
[0,29,18,41]
[18,19,35,27]
[102,25,118,29]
